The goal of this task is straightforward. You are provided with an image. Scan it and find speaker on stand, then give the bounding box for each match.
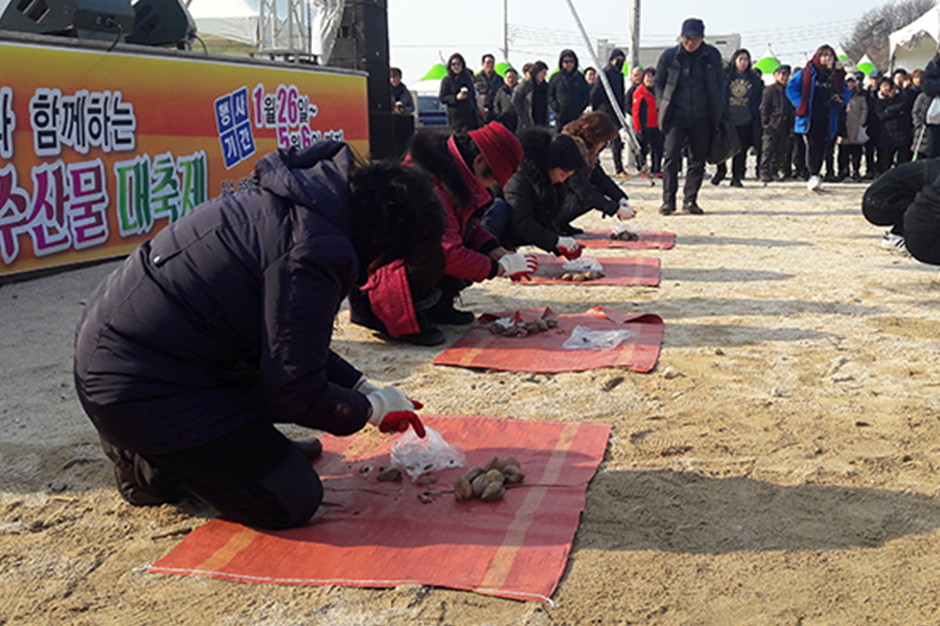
[329,0,395,160]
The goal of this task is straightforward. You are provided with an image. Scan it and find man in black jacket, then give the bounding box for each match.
[549,49,591,129]
[474,53,506,123]
[591,48,628,177]
[74,143,445,529]
[654,17,725,214]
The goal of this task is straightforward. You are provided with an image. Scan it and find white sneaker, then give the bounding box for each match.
[807,175,822,192]
[881,231,906,251]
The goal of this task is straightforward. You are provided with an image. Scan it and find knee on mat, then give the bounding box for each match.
[253,448,324,530]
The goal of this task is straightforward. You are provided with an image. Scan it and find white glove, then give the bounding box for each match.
[366,386,415,426]
[354,376,382,396]
[556,236,582,259]
[498,253,538,278]
[616,198,635,221]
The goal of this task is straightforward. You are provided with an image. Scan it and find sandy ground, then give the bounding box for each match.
[4,160,940,625]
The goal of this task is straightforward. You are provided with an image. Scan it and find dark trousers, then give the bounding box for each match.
[803,123,830,175]
[98,419,323,530]
[929,125,940,159]
[608,135,624,174]
[877,142,914,174]
[760,125,790,180]
[731,124,755,181]
[638,128,663,174]
[838,144,863,178]
[662,118,710,208]
[792,134,808,177]
[864,140,878,176]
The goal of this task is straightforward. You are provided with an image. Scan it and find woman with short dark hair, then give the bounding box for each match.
[439,52,481,132]
[482,129,585,258]
[74,142,445,530]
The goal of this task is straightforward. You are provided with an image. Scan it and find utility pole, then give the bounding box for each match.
[628,0,640,72]
[503,0,508,60]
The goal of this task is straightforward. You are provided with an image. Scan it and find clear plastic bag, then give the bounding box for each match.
[562,256,604,273]
[562,325,635,351]
[390,426,466,480]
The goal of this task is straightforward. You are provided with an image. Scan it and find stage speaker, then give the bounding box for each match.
[0,0,135,38]
[330,0,395,159]
[126,0,195,46]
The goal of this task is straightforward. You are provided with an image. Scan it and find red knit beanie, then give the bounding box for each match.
[468,122,523,187]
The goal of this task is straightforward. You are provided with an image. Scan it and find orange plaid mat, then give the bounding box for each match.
[149,415,611,604]
[434,306,663,373]
[513,254,660,286]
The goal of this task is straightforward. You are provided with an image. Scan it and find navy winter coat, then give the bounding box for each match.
[74,143,371,454]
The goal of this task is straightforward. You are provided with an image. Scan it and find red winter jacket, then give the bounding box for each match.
[632,83,659,133]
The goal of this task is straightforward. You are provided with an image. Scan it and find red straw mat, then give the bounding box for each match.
[576,229,676,250]
[434,306,664,373]
[514,254,660,286]
[149,415,611,604]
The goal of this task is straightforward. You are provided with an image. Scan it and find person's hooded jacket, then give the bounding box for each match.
[74,143,371,454]
[590,50,626,125]
[548,49,591,128]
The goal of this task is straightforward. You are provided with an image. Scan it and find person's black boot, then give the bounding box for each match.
[683,202,704,215]
[388,326,447,346]
[101,437,180,506]
[427,299,475,325]
[658,202,676,215]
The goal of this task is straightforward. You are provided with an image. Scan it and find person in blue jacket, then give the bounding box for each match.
[74,142,445,529]
[787,44,850,193]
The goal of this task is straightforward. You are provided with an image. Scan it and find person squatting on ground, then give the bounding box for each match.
[862,158,940,259]
[759,64,794,183]
[514,60,550,132]
[474,53,506,124]
[654,17,725,215]
[591,48,628,178]
[440,52,481,133]
[549,49,591,131]
[349,122,529,347]
[632,68,663,177]
[481,129,586,259]
[555,111,635,235]
[712,48,763,188]
[787,44,849,193]
[74,142,442,530]
[837,73,868,181]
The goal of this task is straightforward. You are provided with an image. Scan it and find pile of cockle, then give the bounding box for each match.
[488,315,558,337]
[453,456,525,502]
[559,270,605,282]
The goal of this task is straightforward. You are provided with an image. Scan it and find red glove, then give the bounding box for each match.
[378,410,427,438]
[367,387,426,438]
[557,236,582,260]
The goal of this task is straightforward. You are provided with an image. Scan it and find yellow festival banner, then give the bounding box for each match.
[0,39,369,276]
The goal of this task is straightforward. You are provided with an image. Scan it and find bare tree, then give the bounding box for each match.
[845,0,937,70]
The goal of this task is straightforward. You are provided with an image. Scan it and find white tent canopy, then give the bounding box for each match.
[889,4,940,72]
[187,0,259,46]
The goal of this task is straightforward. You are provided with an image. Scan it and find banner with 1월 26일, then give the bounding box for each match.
[0,40,369,277]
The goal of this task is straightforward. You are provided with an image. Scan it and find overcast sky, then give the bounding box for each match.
[388,0,890,91]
